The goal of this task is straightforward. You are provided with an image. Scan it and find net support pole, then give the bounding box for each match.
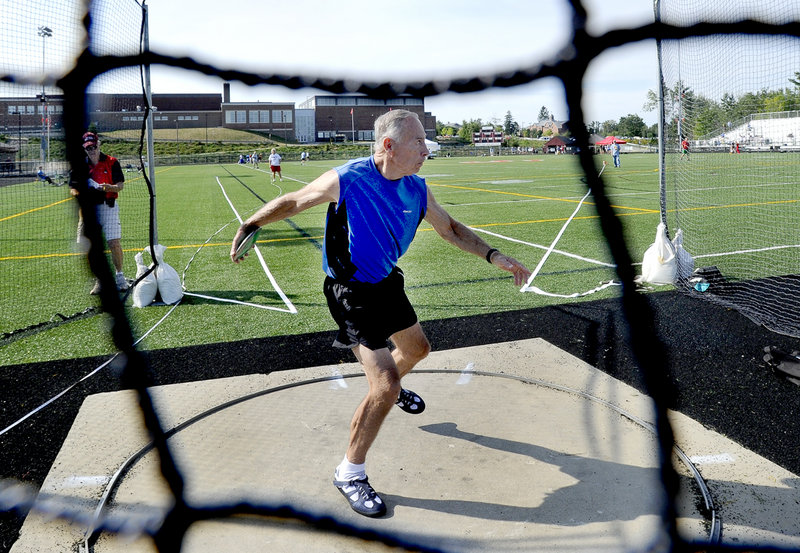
[655,0,668,232]
[142,1,158,245]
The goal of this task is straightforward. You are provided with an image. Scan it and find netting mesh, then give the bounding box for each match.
[0,0,150,340]
[1,0,799,551]
[658,0,800,337]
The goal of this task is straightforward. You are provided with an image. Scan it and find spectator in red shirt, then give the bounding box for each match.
[680,137,690,160]
[70,132,128,294]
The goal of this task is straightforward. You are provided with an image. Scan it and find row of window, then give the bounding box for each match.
[121,115,199,122]
[317,130,376,140]
[7,105,64,115]
[314,97,423,107]
[7,102,421,119]
[224,109,293,124]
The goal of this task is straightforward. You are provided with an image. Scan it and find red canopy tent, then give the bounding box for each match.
[596,136,627,145]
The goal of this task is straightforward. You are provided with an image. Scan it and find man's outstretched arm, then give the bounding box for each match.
[230,169,339,262]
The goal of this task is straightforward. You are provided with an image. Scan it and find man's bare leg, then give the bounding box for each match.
[345,323,430,463]
[334,325,431,516]
[346,346,400,464]
[108,238,123,273]
[390,322,431,378]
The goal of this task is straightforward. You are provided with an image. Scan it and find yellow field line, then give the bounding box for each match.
[0,197,73,223]
[0,235,321,261]
[676,198,800,212]
[3,195,797,261]
[428,182,659,214]
[0,167,174,224]
[0,251,83,261]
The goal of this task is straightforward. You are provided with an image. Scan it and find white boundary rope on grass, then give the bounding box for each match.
[472,226,620,299]
[1,168,301,437]
[517,162,621,298]
[0,301,182,437]
[476,161,621,299]
[0,169,299,438]
[214,176,297,314]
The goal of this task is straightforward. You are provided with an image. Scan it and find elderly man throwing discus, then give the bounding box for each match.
[231,109,531,517]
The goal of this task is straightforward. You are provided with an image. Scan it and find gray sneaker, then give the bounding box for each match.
[115,273,129,291]
[333,477,386,517]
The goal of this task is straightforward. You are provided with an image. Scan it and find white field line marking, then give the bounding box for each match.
[627,243,800,268]
[609,190,659,198]
[444,189,658,208]
[524,279,620,299]
[216,177,297,314]
[182,291,290,310]
[692,243,800,259]
[239,163,284,196]
[472,227,615,268]
[626,244,800,268]
[456,362,475,385]
[243,162,306,188]
[475,165,621,298]
[329,367,348,389]
[520,187,595,292]
[676,180,796,195]
[689,453,735,465]
[447,198,553,208]
[62,475,112,488]
[0,169,307,440]
[471,208,800,273]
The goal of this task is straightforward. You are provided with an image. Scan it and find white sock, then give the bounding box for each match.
[335,456,366,481]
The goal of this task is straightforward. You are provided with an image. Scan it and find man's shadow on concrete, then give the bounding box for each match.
[381,422,667,526]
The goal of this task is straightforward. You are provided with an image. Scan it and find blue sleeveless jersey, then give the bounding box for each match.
[322,156,427,283]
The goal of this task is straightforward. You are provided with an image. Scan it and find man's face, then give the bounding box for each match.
[389,118,429,176]
[84,142,100,164]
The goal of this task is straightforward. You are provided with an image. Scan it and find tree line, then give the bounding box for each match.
[437,106,658,144]
[438,72,800,144]
[643,73,800,140]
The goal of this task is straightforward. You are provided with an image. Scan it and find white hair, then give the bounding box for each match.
[374,109,420,152]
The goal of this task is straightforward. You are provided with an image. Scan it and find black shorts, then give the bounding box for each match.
[323,267,418,351]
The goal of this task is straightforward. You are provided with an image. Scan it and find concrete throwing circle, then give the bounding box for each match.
[89,369,714,553]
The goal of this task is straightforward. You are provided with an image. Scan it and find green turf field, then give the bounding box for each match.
[1,152,669,365]
[664,152,800,283]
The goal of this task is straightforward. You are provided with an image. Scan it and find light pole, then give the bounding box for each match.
[37,26,52,168]
[17,112,21,169]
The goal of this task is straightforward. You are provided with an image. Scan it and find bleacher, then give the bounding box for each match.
[698,111,800,152]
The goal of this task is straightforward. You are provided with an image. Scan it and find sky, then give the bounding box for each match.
[0,0,660,127]
[7,1,798,129]
[144,0,661,127]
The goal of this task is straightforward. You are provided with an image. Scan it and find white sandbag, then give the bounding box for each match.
[146,244,183,305]
[672,228,695,280]
[132,251,158,308]
[641,222,676,285]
